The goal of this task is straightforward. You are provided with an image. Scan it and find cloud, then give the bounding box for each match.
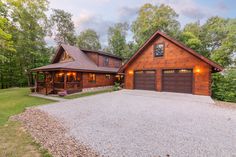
[93,0,111,3]
[155,0,212,20]
[118,6,139,22]
[74,10,114,46]
[216,1,228,11]
[180,7,210,19]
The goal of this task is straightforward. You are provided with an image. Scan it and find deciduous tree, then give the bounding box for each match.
[108,22,129,58]
[50,9,76,45]
[76,29,101,50]
[131,3,180,45]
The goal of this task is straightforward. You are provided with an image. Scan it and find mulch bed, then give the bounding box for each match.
[11,108,100,157]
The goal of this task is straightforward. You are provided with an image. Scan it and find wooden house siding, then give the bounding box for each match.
[82,73,116,88]
[124,36,212,96]
[98,55,122,68]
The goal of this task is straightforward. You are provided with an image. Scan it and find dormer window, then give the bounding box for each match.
[104,57,109,66]
[154,43,164,57]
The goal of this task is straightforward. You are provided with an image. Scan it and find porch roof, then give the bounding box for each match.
[31,61,119,73]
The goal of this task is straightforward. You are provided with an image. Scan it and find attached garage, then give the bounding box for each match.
[134,70,156,90]
[162,69,193,94]
[119,31,223,96]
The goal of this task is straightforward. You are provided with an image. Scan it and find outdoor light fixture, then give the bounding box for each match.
[128,70,133,75]
[58,73,64,76]
[195,68,201,73]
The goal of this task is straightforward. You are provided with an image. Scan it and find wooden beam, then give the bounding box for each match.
[64,71,67,90]
[44,72,47,95]
[35,72,38,92]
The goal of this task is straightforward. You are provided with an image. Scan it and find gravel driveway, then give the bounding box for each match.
[38,90,236,157]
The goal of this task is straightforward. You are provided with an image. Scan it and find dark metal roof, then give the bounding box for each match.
[32,44,119,73]
[119,31,223,73]
[81,49,123,60]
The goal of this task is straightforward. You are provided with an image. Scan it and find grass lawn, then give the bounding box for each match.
[0,88,55,157]
[64,89,114,99]
[0,88,55,125]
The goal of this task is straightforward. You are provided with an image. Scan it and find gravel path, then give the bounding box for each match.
[38,90,236,157]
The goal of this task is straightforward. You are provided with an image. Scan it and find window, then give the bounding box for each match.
[66,72,76,82]
[135,71,143,74]
[88,73,96,82]
[163,70,175,74]
[154,43,164,57]
[60,51,73,62]
[105,74,111,79]
[145,71,155,74]
[178,69,192,73]
[104,57,109,66]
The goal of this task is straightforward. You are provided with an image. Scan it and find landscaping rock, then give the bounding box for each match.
[11,109,99,157]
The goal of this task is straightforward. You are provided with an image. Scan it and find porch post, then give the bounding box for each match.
[64,71,67,91]
[44,72,47,95]
[52,71,55,93]
[35,72,38,93]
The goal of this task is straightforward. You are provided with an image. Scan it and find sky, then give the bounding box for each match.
[46,0,236,47]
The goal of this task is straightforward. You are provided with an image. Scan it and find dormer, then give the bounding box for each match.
[81,49,122,68]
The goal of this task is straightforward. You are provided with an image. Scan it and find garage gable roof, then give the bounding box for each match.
[119,31,223,73]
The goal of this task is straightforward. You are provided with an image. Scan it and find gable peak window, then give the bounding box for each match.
[154,43,164,57]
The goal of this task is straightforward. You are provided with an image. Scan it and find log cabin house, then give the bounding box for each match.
[118,31,223,96]
[32,44,122,95]
[33,31,223,96]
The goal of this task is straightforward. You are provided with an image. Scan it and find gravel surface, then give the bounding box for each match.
[38,90,236,157]
[11,109,99,157]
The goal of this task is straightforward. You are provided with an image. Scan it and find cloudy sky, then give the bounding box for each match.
[46,0,236,47]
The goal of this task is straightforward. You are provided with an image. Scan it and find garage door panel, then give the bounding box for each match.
[162,69,193,94]
[134,70,156,90]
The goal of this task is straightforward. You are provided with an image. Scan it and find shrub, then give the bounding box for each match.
[113,82,121,91]
[212,69,236,102]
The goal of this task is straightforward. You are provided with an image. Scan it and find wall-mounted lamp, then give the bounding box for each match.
[128,70,134,75]
[195,68,201,73]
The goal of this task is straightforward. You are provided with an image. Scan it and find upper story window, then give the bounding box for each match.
[154,43,164,57]
[104,57,109,66]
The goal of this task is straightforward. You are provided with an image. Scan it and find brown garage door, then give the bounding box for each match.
[134,70,156,90]
[162,69,193,93]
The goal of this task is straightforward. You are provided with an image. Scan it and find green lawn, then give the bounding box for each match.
[0,88,54,157]
[0,88,55,125]
[64,89,114,99]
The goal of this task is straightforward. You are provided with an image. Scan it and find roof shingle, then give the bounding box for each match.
[32,44,119,73]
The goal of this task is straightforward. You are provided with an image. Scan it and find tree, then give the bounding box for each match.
[183,22,201,38]
[201,17,236,67]
[131,3,180,45]
[77,29,101,50]
[2,0,51,87]
[50,9,76,45]
[0,1,15,62]
[212,69,236,102]
[179,32,202,55]
[108,23,129,58]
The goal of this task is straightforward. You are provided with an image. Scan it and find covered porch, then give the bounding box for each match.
[35,70,82,95]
